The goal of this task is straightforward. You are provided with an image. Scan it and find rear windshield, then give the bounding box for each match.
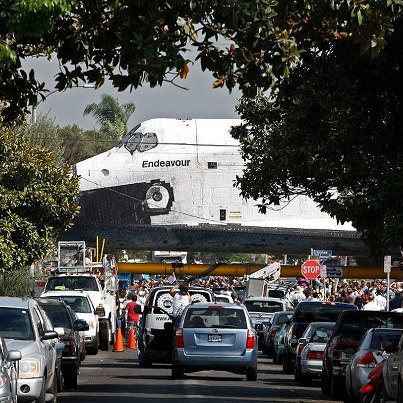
[339,314,403,342]
[293,303,356,323]
[40,304,72,328]
[244,300,283,313]
[268,290,285,299]
[46,276,98,292]
[369,330,403,350]
[183,307,247,329]
[0,307,34,341]
[55,296,92,314]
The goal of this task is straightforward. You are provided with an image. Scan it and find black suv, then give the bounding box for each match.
[321,310,403,400]
[282,301,357,374]
[137,285,215,367]
[36,298,89,389]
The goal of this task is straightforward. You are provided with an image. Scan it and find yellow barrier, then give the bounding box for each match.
[116,262,402,279]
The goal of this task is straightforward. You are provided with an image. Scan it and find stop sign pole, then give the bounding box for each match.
[301,259,321,280]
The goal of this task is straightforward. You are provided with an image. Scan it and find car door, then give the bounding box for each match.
[32,304,56,388]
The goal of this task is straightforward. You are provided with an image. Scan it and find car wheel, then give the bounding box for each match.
[321,369,331,396]
[294,363,301,383]
[246,366,258,381]
[172,364,184,379]
[272,351,278,364]
[262,342,269,356]
[283,351,293,374]
[87,336,99,355]
[57,368,64,393]
[34,376,46,403]
[277,353,284,365]
[397,377,403,403]
[80,348,86,361]
[138,347,152,368]
[331,376,343,399]
[48,372,58,403]
[99,322,110,351]
[64,367,78,390]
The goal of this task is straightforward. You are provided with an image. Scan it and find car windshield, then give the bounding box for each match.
[0,307,34,341]
[46,276,98,292]
[183,307,247,329]
[303,323,335,342]
[244,300,283,313]
[57,296,92,313]
[40,304,72,328]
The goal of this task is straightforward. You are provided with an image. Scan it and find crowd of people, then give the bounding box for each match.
[115,274,403,339]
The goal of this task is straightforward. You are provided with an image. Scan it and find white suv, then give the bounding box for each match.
[137,286,215,367]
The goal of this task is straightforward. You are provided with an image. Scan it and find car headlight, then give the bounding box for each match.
[0,373,7,388]
[19,358,41,378]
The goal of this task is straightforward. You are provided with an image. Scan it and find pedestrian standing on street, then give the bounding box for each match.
[124,294,140,341]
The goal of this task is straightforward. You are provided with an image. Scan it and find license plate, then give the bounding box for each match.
[208,334,222,342]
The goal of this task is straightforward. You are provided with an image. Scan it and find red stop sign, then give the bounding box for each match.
[301,260,321,279]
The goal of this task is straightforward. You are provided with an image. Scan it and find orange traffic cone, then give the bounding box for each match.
[127,326,137,350]
[113,327,124,352]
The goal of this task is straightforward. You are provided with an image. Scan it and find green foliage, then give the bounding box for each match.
[83,94,135,141]
[0,267,31,297]
[232,27,403,258]
[2,1,403,121]
[0,125,80,270]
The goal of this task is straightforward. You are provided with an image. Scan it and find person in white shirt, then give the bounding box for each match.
[374,290,387,311]
[363,294,381,311]
[170,283,192,321]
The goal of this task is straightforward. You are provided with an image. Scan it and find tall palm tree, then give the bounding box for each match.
[83,94,136,141]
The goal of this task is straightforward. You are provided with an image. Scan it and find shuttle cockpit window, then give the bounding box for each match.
[118,124,158,154]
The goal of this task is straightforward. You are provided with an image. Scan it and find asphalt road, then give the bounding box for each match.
[58,348,342,403]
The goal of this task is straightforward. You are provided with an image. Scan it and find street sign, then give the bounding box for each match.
[326,266,343,278]
[320,265,327,278]
[301,260,321,279]
[311,249,333,258]
[384,255,392,273]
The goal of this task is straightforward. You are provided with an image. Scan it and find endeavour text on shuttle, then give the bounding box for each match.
[142,159,190,168]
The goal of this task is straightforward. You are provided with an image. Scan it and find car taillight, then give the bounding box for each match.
[175,328,184,348]
[357,352,376,368]
[297,343,305,353]
[359,382,375,395]
[246,330,255,350]
[306,350,324,360]
[271,329,278,337]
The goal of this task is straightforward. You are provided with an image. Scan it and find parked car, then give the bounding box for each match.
[372,329,403,402]
[273,318,290,364]
[43,291,100,354]
[171,302,258,380]
[262,311,293,358]
[283,301,357,374]
[0,296,62,402]
[243,297,287,350]
[0,332,21,403]
[322,310,403,400]
[294,321,335,385]
[345,327,402,402]
[36,298,89,389]
[137,285,215,367]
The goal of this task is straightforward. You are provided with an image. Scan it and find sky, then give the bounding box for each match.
[27,57,241,132]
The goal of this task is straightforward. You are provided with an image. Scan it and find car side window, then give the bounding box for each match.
[32,306,45,337]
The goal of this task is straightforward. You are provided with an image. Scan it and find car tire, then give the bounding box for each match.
[283,351,293,374]
[34,376,46,403]
[138,347,152,368]
[331,376,343,400]
[57,368,64,393]
[321,369,331,396]
[294,363,301,383]
[262,342,269,356]
[48,372,58,403]
[246,366,258,381]
[87,336,99,355]
[80,348,86,361]
[277,353,283,365]
[172,364,184,379]
[64,367,78,390]
[99,322,110,351]
[272,351,278,364]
